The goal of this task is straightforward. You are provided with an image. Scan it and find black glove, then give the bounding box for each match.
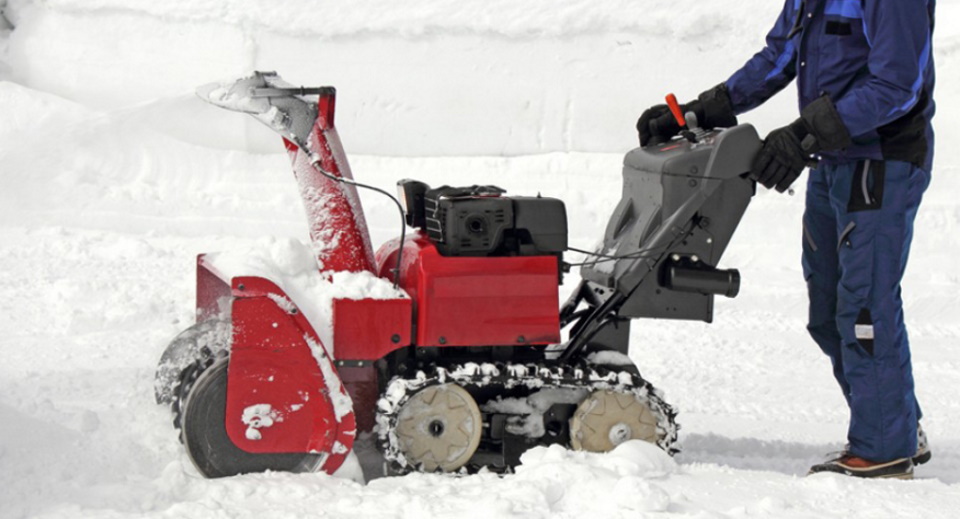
[750,95,853,193]
[637,103,681,147]
[636,84,738,146]
[750,120,814,192]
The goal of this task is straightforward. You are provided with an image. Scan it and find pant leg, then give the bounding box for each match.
[802,166,848,402]
[828,160,929,461]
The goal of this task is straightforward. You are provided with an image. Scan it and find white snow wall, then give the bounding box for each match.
[3,0,803,156]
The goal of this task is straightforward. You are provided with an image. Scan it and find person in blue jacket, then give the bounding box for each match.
[638,0,936,479]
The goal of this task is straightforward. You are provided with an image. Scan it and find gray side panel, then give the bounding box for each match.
[579,124,761,322]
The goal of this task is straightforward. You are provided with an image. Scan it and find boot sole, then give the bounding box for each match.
[808,457,913,479]
[913,451,932,466]
[809,469,914,479]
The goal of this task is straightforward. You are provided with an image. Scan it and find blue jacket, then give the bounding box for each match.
[725,0,936,171]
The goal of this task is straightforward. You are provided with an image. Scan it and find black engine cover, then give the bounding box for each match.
[416,184,567,257]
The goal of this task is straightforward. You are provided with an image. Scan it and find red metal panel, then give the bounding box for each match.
[195,254,231,322]
[333,297,412,361]
[224,277,356,474]
[377,234,561,347]
[338,365,378,433]
[375,236,421,299]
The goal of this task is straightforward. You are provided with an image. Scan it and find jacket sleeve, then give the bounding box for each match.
[832,0,933,137]
[724,0,799,115]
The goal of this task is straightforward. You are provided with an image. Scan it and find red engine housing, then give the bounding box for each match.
[372,233,560,349]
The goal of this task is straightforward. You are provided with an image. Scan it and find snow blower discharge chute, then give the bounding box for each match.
[154,72,761,477]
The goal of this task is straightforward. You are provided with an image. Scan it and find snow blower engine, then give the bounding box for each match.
[154,72,761,478]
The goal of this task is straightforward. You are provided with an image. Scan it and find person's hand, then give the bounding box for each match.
[750,120,816,192]
[636,104,682,146]
[750,95,854,192]
[636,84,738,147]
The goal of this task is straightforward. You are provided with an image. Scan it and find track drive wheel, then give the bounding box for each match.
[569,389,660,452]
[394,383,482,472]
[180,358,324,478]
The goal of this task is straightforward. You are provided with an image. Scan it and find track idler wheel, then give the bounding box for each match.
[394,383,482,472]
[180,358,324,478]
[569,389,660,452]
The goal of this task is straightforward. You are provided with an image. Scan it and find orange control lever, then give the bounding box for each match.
[665,93,686,128]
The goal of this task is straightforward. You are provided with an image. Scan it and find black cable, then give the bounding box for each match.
[309,156,406,289]
[564,242,673,268]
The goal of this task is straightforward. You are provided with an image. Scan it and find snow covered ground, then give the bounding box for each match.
[2,0,960,517]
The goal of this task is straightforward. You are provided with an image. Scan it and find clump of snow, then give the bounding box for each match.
[519,440,678,479]
[266,293,297,314]
[304,335,354,423]
[204,236,407,353]
[241,403,280,441]
[200,80,272,115]
[483,388,589,437]
[514,442,677,513]
[328,270,407,300]
[586,350,634,366]
[331,450,366,484]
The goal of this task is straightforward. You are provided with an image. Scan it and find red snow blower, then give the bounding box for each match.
[155,71,761,478]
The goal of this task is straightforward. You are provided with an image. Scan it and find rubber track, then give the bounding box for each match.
[376,361,679,473]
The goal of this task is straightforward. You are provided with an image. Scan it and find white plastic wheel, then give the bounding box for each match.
[569,389,660,452]
[394,383,482,472]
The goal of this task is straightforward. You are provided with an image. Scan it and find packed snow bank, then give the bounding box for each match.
[0,80,629,245]
[4,1,958,156]
[4,0,799,155]
[0,80,300,236]
[1,0,778,39]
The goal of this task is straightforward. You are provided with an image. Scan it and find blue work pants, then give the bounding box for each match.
[802,160,929,462]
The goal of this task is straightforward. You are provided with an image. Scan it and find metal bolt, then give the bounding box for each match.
[671,254,680,261]
[691,255,700,262]
[439,337,447,345]
[517,336,526,344]
[238,283,245,291]
[689,179,698,187]
[391,334,401,344]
